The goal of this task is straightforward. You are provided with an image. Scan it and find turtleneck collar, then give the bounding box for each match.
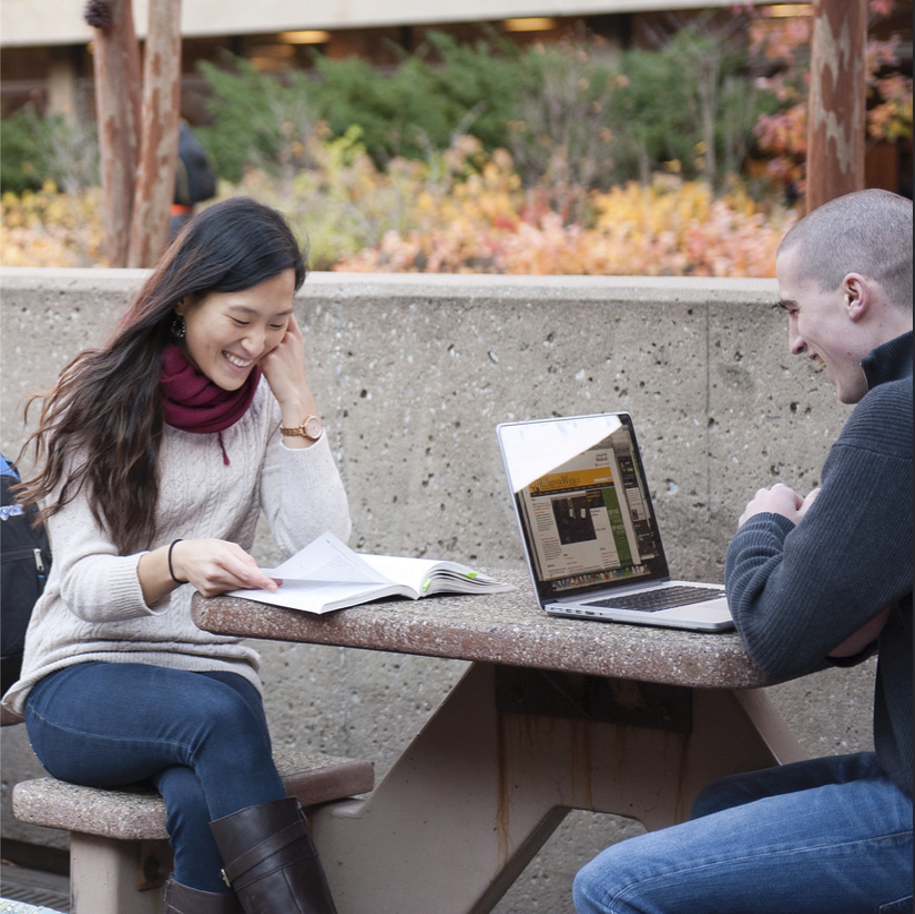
[862,331,913,392]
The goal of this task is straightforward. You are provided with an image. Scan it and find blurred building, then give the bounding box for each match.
[1,0,911,192]
[1,0,907,119]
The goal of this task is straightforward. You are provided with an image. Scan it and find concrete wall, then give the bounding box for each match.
[0,269,876,913]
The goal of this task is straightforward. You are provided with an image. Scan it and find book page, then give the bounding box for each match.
[227,532,514,612]
[360,554,442,593]
[229,578,406,614]
[361,554,513,595]
[266,532,393,587]
[227,533,401,613]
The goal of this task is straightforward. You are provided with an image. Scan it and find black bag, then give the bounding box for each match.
[174,120,217,207]
[1,455,51,694]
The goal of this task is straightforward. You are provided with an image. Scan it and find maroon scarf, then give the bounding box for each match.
[160,344,260,463]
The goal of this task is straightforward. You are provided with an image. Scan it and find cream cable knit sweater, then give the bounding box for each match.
[1,382,351,718]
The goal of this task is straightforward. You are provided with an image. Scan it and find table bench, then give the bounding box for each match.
[11,749,374,914]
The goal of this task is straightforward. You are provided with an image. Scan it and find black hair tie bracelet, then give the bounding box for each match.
[168,539,189,585]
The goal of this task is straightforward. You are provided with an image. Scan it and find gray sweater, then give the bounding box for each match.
[725,332,913,795]
[2,381,352,718]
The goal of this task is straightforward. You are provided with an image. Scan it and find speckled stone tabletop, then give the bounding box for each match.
[192,567,774,690]
[0,902,65,914]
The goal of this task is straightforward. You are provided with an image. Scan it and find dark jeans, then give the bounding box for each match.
[26,661,287,893]
[574,752,913,914]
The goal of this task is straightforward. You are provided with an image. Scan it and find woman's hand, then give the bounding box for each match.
[138,538,278,606]
[260,315,320,446]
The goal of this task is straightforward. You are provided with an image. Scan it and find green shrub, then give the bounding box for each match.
[1,108,55,194]
[306,33,530,164]
[195,54,320,183]
[308,52,452,162]
[606,21,771,188]
[409,31,524,152]
[507,41,618,192]
[196,23,773,193]
[1,106,99,195]
[197,33,524,177]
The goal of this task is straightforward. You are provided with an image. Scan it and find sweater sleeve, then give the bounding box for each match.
[725,384,913,680]
[258,401,352,556]
[42,482,160,624]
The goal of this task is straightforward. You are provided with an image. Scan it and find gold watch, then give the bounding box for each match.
[280,415,324,441]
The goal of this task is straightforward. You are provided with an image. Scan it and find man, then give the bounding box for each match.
[170,120,218,242]
[574,188,913,914]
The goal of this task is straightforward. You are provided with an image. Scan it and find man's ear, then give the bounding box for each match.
[843,273,870,322]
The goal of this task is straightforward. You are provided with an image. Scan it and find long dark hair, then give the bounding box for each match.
[15,197,307,553]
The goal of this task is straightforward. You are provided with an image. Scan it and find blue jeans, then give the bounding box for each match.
[25,662,287,893]
[573,753,913,914]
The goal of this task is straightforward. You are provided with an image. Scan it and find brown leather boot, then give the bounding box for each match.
[163,877,243,913]
[209,797,338,914]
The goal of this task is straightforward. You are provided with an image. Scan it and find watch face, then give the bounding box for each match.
[304,416,323,439]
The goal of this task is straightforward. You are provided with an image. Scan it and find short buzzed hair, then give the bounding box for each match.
[778,189,913,311]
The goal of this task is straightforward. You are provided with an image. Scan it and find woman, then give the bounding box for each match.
[1,197,351,914]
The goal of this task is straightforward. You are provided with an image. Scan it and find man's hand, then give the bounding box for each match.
[738,483,821,529]
[738,482,806,528]
[829,607,892,658]
[796,486,821,520]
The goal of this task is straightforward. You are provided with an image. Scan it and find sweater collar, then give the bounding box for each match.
[862,331,913,392]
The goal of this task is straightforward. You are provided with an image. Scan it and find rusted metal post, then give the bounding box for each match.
[806,0,867,212]
[85,0,142,267]
[127,0,182,268]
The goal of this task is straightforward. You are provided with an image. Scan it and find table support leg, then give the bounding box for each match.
[312,662,803,914]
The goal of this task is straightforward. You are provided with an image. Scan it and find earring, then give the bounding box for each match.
[170,314,186,339]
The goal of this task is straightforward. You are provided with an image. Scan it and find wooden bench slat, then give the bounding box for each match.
[12,751,374,841]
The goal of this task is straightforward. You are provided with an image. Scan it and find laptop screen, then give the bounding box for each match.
[498,413,672,603]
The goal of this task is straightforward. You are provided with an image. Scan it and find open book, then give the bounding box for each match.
[228,532,515,614]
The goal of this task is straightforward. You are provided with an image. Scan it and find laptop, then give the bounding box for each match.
[497,412,734,632]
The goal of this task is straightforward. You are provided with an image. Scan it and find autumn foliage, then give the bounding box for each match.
[2,136,797,276]
[329,139,795,276]
[0,183,107,268]
[748,0,912,195]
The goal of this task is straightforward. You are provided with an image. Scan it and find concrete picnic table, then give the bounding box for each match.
[192,567,802,914]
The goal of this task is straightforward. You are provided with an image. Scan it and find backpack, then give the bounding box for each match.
[1,455,51,694]
[174,121,217,207]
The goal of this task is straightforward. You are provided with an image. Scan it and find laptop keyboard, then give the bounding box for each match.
[586,585,724,612]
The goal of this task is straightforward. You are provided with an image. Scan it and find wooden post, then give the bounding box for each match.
[805,0,867,212]
[127,0,183,268]
[86,0,142,267]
